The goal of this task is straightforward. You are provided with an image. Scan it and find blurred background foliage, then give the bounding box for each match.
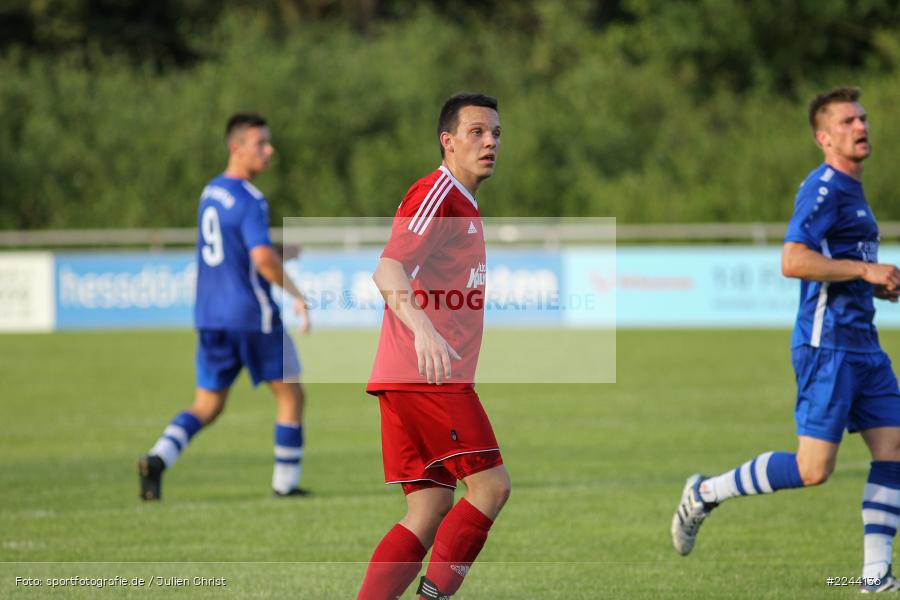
[2,0,900,228]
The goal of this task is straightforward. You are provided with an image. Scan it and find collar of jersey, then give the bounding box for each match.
[438,165,479,210]
[823,162,863,188]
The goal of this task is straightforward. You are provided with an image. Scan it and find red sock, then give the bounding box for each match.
[358,523,427,600]
[422,498,494,597]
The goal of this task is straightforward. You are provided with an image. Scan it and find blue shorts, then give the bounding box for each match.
[792,345,900,443]
[196,328,302,390]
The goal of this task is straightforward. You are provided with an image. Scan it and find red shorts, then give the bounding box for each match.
[378,390,502,493]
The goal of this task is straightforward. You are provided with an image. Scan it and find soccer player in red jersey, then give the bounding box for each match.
[357,93,511,600]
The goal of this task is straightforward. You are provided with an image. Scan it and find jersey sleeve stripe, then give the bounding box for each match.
[408,173,448,231]
[249,263,274,334]
[241,180,265,200]
[408,175,451,233]
[810,239,832,348]
[413,184,452,236]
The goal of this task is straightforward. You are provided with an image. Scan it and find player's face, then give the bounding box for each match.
[445,106,501,181]
[819,102,870,162]
[233,126,274,175]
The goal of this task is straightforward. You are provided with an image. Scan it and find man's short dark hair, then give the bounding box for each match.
[437,93,498,157]
[226,112,267,144]
[808,87,861,131]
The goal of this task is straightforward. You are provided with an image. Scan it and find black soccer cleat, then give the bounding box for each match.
[138,454,165,501]
[273,487,312,498]
[416,575,451,599]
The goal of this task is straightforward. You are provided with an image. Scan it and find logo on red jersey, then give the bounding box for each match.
[466,262,486,289]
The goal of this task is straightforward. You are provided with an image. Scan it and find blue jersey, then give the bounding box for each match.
[193,174,281,333]
[784,163,880,352]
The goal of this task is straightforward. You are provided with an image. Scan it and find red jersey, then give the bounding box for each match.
[367,165,486,394]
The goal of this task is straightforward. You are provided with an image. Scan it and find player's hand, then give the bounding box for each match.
[413,325,461,385]
[862,263,900,291]
[294,298,311,334]
[875,285,900,303]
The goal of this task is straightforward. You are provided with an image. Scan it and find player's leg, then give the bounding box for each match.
[359,484,454,600]
[853,350,900,590]
[700,435,835,504]
[138,329,240,500]
[460,463,511,520]
[399,484,456,546]
[672,345,849,554]
[359,392,456,599]
[671,441,821,557]
[418,460,510,599]
[859,427,900,588]
[187,387,231,424]
[251,327,307,496]
[269,380,308,496]
[139,387,229,500]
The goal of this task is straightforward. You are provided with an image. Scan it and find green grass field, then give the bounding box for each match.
[2,329,897,598]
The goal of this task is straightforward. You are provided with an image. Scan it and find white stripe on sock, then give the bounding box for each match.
[863,508,900,529]
[163,425,189,448]
[754,452,774,494]
[149,438,180,468]
[865,483,900,506]
[274,446,304,460]
[739,461,756,495]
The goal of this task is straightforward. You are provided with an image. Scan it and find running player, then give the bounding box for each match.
[671,87,900,592]
[138,113,311,500]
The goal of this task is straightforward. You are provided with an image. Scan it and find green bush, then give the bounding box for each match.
[2,2,900,228]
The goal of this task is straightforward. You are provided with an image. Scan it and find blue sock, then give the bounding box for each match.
[862,461,900,580]
[766,452,804,490]
[272,423,303,493]
[699,451,803,503]
[149,411,203,468]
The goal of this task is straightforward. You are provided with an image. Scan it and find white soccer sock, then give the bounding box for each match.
[149,425,190,467]
[272,462,302,493]
[862,482,900,580]
[863,535,892,581]
[699,452,775,504]
[272,422,304,493]
[148,411,203,468]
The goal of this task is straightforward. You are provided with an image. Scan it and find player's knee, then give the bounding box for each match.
[491,471,511,503]
[189,401,224,425]
[495,476,511,508]
[472,471,511,510]
[436,495,454,518]
[406,498,452,534]
[295,385,305,412]
[799,462,832,486]
[275,383,304,416]
[198,406,224,425]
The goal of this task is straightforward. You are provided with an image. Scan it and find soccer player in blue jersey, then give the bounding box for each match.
[672,87,900,591]
[138,113,311,500]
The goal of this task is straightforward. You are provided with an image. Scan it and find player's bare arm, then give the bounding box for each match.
[250,245,311,333]
[782,242,900,294]
[373,257,461,385]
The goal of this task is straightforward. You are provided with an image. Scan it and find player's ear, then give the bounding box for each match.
[814,128,829,149]
[440,131,453,154]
